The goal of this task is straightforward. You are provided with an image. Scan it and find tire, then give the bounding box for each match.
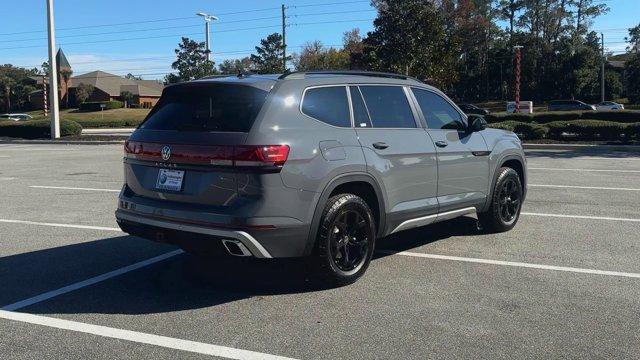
[312,193,376,286]
[478,167,523,233]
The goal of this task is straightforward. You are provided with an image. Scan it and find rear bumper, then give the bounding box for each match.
[115,207,311,258]
[116,210,273,258]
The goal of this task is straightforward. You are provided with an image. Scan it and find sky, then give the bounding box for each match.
[0,0,637,80]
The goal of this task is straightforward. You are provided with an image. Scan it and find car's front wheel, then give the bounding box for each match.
[478,167,523,233]
[312,193,376,286]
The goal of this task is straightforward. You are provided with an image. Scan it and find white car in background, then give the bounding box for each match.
[594,101,624,110]
[0,113,33,121]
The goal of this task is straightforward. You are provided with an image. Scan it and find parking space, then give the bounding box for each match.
[1,143,639,359]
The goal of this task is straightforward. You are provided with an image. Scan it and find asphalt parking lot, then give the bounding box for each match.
[1,143,639,359]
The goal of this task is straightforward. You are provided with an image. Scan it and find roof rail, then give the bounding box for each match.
[277,70,423,83]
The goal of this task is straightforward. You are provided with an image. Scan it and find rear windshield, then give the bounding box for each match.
[140,84,268,132]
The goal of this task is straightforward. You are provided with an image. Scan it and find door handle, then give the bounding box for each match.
[372,142,389,150]
[435,141,448,148]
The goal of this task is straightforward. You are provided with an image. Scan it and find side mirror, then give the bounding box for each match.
[467,115,487,132]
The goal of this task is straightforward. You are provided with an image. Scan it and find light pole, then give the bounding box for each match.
[196,12,218,63]
[601,32,605,103]
[46,0,60,139]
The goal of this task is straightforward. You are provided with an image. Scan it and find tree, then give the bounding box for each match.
[250,33,290,74]
[125,73,143,80]
[570,0,608,36]
[604,69,624,100]
[59,68,73,108]
[0,65,38,112]
[343,28,364,69]
[363,0,455,89]
[626,53,640,103]
[497,0,524,37]
[218,57,254,74]
[75,83,95,105]
[293,41,350,71]
[120,91,135,108]
[626,23,640,52]
[165,37,217,84]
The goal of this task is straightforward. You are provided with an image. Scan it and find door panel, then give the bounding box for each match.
[357,129,439,226]
[351,85,438,231]
[410,87,490,212]
[426,130,489,211]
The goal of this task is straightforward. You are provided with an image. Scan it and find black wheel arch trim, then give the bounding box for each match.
[481,155,527,213]
[304,172,387,256]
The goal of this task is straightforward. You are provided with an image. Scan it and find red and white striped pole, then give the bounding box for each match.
[42,75,48,117]
[513,45,523,113]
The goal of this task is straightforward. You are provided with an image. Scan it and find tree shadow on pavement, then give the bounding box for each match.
[2,217,482,315]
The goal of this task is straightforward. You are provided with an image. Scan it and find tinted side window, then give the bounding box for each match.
[301,86,350,127]
[349,86,372,128]
[412,88,465,130]
[359,86,416,128]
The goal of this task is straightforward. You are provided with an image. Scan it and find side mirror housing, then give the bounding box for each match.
[467,115,487,132]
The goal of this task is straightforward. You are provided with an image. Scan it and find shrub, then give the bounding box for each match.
[485,113,533,123]
[625,123,640,138]
[513,122,548,139]
[532,111,584,123]
[546,120,626,140]
[486,110,640,124]
[488,121,518,131]
[0,119,82,139]
[582,110,640,123]
[79,101,124,112]
[488,121,547,139]
[71,118,144,128]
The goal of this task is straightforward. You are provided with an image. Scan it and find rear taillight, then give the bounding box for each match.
[124,142,290,169]
[234,145,290,167]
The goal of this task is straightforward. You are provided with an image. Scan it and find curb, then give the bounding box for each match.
[523,143,640,152]
[81,128,135,134]
[0,139,125,145]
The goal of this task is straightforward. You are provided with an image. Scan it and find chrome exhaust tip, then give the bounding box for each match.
[222,239,252,257]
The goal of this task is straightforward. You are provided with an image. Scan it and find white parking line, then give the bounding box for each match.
[30,185,120,193]
[2,250,184,311]
[0,310,297,360]
[382,250,640,279]
[529,184,640,191]
[0,219,121,232]
[521,212,640,223]
[529,167,640,173]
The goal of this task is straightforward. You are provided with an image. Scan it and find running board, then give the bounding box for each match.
[390,207,476,234]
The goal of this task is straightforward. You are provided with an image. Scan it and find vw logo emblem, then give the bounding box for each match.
[161,146,171,161]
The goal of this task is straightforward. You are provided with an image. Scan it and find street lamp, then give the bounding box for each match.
[196,12,218,63]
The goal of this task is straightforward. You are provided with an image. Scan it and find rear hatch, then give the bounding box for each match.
[123,82,287,208]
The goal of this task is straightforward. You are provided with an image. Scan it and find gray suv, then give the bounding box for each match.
[116,71,526,285]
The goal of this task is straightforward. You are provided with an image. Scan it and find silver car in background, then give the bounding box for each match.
[116,71,527,285]
[595,101,624,110]
[0,114,33,121]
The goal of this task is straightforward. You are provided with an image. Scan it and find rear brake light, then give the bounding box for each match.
[124,142,289,168]
[234,145,290,167]
[124,140,143,154]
